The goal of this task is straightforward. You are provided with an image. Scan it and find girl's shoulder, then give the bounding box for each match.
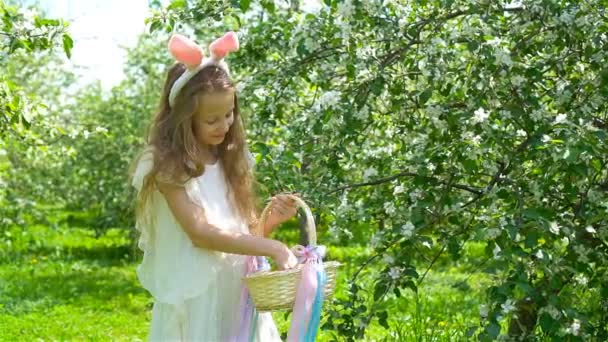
[131,145,156,191]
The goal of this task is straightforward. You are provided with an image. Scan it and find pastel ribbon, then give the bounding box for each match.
[231,256,262,342]
[287,245,327,342]
[235,247,327,342]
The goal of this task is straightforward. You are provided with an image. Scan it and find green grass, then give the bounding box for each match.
[1,224,491,341]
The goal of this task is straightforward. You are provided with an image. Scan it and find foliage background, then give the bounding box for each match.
[1,0,607,340]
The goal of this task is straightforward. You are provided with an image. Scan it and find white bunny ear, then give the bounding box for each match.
[168,34,204,69]
[208,31,239,61]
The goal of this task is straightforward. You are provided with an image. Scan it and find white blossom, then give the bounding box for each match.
[389,267,402,280]
[493,244,501,258]
[479,305,489,318]
[393,185,405,195]
[95,126,108,134]
[384,201,396,215]
[535,250,544,259]
[355,105,369,120]
[510,75,526,87]
[473,107,490,123]
[383,254,395,264]
[585,226,596,234]
[567,319,581,336]
[253,88,267,99]
[313,90,341,112]
[554,113,568,124]
[549,221,560,235]
[501,299,516,314]
[371,233,382,248]
[409,189,423,202]
[558,10,575,25]
[530,109,544,122]
[363,167,378,180]
[471,135,482,145]
[486,228,501,239]
[303,36,319,52]
[539,305,561,320]
[430,37,446,48]
[494,48,513,67]
[574,274,588,286]
[401,222,415,238]
[336,0,354,18]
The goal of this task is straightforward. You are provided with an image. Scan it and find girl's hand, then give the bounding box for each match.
[264,194,299,235]
[270,242,298,270]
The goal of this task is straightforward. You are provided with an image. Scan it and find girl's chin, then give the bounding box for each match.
[206,137,225,145]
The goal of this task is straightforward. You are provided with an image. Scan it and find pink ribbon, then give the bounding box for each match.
[287,245,326,342]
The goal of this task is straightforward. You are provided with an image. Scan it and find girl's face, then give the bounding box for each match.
[193,89,235,147]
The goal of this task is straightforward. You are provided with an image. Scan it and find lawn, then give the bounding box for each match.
[1,223,492,341]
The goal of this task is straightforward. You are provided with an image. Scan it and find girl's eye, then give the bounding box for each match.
[206,111,232,124]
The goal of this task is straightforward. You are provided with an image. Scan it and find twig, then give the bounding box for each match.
[324,170,483,196]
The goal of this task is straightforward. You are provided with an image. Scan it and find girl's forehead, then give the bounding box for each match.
[197,90,234,116]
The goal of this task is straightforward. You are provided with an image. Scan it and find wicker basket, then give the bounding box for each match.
[244,194,341,312]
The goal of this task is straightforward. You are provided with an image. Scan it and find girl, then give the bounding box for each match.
[130,32,298,341]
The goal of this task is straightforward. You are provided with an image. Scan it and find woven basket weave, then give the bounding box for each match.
[244,195,340,312]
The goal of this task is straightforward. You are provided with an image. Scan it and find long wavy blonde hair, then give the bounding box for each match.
[131,63,257,228]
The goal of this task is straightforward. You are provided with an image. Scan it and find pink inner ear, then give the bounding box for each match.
[209,31,239,59]
[168,34,203,67]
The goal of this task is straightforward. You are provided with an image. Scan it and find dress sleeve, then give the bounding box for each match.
[184,177,205,208]
[131,148,155,254]
[132,148,154,192]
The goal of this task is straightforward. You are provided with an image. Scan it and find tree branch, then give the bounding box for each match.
[324,170,483,196]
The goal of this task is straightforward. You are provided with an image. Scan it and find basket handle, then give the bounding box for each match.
[254,194,317,246]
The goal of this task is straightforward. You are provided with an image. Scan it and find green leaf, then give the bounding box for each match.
[403,280,418,293]
[373,280,389,301]
[149,20,163,33]
[167,0,186,10]
[524,229,539,249]
[522,207,553,221]
[461,158,477,172]
[261,0,275,13]
[62,34,73,59]
[419,89,432,104]
[486,322,501,339]
[377,310,389,329]
[539,313,558,333]
[253,142,270,159]
[370,78,383,95]
[240,0,252,11]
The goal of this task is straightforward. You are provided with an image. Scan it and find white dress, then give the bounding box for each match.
[132,149,282,342]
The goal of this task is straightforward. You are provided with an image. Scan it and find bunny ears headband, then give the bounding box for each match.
[167,31,240,108]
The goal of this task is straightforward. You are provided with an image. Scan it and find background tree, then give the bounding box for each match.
[2,0,606,340]
[149,0,608,340]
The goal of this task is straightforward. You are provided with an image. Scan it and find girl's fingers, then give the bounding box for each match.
[271,201,296,217]
[275,194,297,207]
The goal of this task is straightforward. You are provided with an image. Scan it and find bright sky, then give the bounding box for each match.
[39,0,149,90]
[36,0,322,91]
